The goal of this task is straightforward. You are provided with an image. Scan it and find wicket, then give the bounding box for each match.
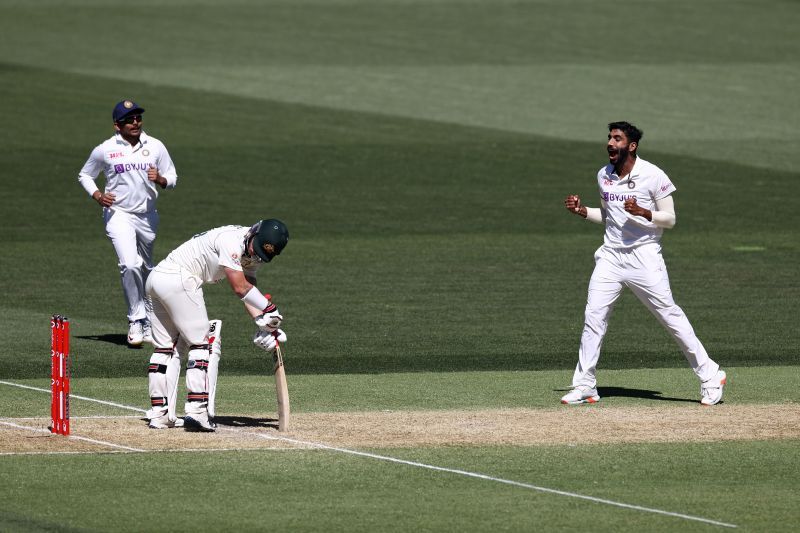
[50,315,70,435]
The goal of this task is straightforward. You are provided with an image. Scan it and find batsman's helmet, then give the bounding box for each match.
[252,219,289,263]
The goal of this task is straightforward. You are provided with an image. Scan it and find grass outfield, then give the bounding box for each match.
[1,0,799,531]
[2,442,799,532]
[2,368,799,531]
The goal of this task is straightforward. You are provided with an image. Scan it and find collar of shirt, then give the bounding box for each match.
[606,155,643,182]
[114,131,150,152]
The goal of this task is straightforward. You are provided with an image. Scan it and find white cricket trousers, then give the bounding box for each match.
[145,263,209,348]
[572,243,719,388]
[145,263,212,417]
[103,208,159,322]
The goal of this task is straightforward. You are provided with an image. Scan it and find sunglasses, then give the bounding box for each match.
[117,114,143,125]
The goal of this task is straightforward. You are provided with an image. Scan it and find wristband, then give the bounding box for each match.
[241,286,271,311]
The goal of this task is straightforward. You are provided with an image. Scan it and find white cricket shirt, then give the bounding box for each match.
[78,131,177,214]
[596,156,676,248]
[160,225,261,284]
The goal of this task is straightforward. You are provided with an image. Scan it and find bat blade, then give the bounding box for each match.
[273,343,290,432]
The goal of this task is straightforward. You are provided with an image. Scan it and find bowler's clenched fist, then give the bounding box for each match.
[624,197,648,218]
[565,194,583,215]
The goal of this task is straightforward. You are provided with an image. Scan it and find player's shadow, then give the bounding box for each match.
[597,386,697,403]
[213,415,280,430]
[554,386,697,403]
[75,334,135,348]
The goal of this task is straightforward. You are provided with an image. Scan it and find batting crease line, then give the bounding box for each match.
[0,447,301,457]
[0,380,144,413]
[0,420,145,452]
[1,379,738,529]
[5,415,142,420]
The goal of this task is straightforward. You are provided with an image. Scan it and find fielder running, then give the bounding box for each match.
[562,121,726,406]
[78,100,178,346]
[145,220,289,431]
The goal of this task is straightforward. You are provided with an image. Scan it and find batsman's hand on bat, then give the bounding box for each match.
[254,304,283,332]
[253,329,287,353]
[564,194,586,217]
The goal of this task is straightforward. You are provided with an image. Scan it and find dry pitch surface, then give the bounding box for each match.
[3,404,799,454]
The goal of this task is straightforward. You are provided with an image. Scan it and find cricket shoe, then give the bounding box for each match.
[127,320,144,347]
[142,320,153,344]
[561,386,600,405]
[148,416,185,430]
[184,412,216,432]
[700,370,727,406]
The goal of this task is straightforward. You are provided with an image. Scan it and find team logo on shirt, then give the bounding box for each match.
[603,192,636,202]
[142,150,150,157]
[114,163,150,173]
[231,253,241,266]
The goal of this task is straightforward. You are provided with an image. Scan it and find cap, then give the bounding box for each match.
[112,100,145,122]
[252,219,289,263]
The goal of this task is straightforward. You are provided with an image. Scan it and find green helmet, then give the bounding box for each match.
[252,219,289,263]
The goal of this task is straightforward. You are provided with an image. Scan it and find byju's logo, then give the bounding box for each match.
[113,163,149,173]
[603,192,635,202]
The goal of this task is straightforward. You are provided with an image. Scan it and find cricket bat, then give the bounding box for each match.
[273,341,290,432]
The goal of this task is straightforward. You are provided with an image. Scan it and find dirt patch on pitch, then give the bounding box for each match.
[293,403,800,448]
[2,404,798,453]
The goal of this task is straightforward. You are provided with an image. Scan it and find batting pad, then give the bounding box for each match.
[207,320,222,418]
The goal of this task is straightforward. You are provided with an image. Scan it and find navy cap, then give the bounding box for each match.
[112,100,145,122]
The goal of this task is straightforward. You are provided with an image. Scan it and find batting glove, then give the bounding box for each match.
[253,329,287,353]
[254,304,282,332]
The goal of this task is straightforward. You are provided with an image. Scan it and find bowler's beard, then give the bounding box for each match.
[613,148,632,172]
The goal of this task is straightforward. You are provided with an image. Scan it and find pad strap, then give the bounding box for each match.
[187,392,209,402]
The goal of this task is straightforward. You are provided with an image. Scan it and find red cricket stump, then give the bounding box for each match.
[50,315,71,435]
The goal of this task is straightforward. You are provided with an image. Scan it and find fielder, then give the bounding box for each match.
[562,121,726,406]
[145,220,289,431]
[78,100,178,346]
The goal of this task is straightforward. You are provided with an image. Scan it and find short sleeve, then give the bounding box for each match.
[654,169,676,200]
[216,234,245,272]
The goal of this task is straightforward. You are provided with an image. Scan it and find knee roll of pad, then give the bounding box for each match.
[186,344,210,408]
[147,349,173,417]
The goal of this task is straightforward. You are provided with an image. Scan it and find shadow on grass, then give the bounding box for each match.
[597,386,697,403]
[213,415,280,430]
[76,334,140,349]
[553,386,698,403]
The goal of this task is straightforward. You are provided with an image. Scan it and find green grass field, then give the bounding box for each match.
[1,0,798,531]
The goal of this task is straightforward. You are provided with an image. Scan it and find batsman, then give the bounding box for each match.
[145,220,289,431]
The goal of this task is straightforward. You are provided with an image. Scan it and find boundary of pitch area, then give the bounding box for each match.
[0,379,737,529]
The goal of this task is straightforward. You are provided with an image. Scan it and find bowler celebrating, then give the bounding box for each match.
[78,100,178,346]
[562,121,726,406]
